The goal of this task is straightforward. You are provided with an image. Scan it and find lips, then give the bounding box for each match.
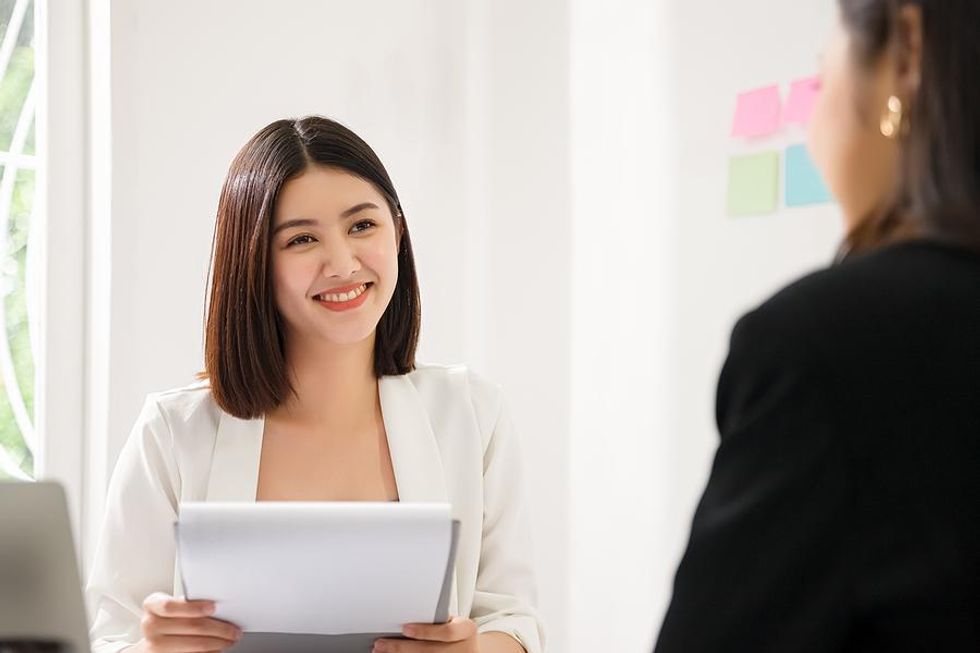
[314,283,369,303]
[313,282,372,312]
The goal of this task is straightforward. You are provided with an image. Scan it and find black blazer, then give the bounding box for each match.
[655,241,980,652]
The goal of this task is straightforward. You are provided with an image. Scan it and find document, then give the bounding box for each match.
[175,502,457,644]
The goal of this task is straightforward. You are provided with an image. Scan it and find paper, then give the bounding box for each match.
[782,76,821,126]
[176,502,453,635]
[785,144,832,206]
[727,152,780,215]
[731,85,781,138]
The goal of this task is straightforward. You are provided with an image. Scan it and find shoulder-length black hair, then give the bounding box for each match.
[203,116,421,419]
[840,0,980,254]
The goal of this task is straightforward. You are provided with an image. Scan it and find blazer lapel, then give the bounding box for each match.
[379,374,449,504]
[379,374,458,617]
[205,411,265,501]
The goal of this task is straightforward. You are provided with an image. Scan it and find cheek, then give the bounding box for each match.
[808,47,864,206]
[361,238,401,287]
[271,256,312,314]
[808,77,845,187]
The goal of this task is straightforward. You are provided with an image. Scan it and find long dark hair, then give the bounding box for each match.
[203,116,421,419]
[840,0,980,254]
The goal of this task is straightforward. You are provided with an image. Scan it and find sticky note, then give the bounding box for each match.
[731,85,781,138]
[727,152,780,216]
[782,76,821,126]
[785,144,832,206]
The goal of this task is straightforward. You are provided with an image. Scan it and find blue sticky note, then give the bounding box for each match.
[785,144,832,206]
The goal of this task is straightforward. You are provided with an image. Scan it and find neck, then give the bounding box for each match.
[270,333,379,430]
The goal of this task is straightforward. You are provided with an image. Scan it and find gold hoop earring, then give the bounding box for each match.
[880,95,905,138]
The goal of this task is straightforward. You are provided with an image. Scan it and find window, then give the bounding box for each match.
[0,0,37,481]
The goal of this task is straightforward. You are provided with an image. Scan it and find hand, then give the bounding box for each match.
[134,592,242,653]
[373,616,479,652]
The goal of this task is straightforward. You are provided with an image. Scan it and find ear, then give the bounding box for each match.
[394,207,406,248]
[893,4,923,98]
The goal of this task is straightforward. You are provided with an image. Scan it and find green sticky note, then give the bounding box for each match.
[727,151,780,216]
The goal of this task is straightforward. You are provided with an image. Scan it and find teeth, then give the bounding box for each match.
[317,284,367,303]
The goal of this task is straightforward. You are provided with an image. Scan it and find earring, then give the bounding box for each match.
[880,95,905,138]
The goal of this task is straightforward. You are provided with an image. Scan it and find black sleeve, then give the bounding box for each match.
[654,304,856,653]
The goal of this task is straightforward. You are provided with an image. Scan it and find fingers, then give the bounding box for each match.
[402,616,477,643]
[143,593,217,619]
[140,594,242,653]
[143,635,237,653]
[374,616,478,651]
[152,617,242,642]
[373,640,441,653]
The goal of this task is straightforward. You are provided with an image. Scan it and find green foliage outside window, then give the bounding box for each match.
[0,0,37,480]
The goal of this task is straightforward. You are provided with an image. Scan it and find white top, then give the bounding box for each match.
[86,364,544,653]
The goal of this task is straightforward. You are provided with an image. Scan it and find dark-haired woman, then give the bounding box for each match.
[655,1,979,651]
[86,118,543,653]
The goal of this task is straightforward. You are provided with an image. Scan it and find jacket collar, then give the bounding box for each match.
[205,374,449,504]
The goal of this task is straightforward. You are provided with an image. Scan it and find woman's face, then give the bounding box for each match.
[808,12,901,229]
[270,165,400,349]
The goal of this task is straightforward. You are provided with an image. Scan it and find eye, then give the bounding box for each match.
[350,220,376,234]
[286,233,316,247]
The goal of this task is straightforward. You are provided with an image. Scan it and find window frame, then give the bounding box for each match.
[34,0,87,553]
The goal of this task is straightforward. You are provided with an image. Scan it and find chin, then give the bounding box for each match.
[316,325,378,348]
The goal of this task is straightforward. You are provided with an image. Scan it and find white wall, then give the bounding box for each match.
[568,1,678,651]
[478,1,572,649]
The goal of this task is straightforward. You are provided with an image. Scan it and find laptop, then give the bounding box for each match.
[0,481,91,653]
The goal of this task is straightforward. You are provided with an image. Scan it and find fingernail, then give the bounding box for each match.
[403,626,417,637]
[374,642,388,652]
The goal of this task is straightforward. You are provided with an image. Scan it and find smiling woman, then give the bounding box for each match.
[86,116,543,653]
[205,118,421,421]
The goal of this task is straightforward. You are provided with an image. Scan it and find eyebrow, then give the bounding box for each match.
[341,202,380,218]
[272,218,317,236]
[272,202,381,236]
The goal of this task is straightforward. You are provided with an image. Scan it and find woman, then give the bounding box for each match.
[655,0,979,651]
[87,117,543,653]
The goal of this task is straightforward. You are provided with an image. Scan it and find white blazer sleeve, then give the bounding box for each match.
[86,395,181,653]
[471,392,546,653]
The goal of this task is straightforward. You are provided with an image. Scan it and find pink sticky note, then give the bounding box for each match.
[782,76,822,126]
[731,85,781,139]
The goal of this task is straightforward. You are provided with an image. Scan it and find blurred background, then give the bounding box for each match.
[6,0,843,650]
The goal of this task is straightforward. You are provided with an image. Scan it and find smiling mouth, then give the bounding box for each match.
[312,283,373,311]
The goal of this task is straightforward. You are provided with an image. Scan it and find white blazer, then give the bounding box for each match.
[86,364,544,653]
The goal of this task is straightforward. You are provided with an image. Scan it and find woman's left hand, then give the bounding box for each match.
[373,616,479,652]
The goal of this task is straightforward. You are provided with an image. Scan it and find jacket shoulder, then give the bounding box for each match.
[404,363,505,445]
[141,380,222,447]
[755,241,978,321]
[741,241,980,356]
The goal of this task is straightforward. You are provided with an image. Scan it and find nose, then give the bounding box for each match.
[319,233,359,279]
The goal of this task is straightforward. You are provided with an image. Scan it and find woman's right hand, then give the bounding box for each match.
[134,592,243,653]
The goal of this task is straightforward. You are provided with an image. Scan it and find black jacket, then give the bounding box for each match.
[655,240,980,652]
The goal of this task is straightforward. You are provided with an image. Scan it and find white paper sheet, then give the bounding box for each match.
[176,502,453,635]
